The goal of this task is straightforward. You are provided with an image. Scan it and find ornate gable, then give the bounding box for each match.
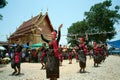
[9,12,54,44]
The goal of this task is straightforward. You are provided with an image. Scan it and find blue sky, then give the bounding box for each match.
[0,0,120,45]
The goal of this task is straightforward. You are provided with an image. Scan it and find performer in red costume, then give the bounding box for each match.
[68,48,73,64]
[93,42,102,67]
[39,24,62,80]
[78,37,87,73]
[11,39,22,75]
[59,44,63,66]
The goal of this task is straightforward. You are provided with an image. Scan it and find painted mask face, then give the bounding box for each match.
[51,31,57,39]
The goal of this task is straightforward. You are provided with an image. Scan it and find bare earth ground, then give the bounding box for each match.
[0,55,120,80]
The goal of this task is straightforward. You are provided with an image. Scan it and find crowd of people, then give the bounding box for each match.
[0,24,109,80]
[8,38,109,77]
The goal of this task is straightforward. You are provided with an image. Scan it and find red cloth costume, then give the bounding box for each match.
[76,53,79,60]
[33,51,37,58]
[41,30,61,78]
[52,40,60,59]
[79,43,87,54]
[59,53,63,62]
[68,52,72,60]
[93,46,99,56]
[41,52,46,61]
[14,52,21,63]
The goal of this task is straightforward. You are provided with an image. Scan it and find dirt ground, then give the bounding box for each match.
[0,55,120,80]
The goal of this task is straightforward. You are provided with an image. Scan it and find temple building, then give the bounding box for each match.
[8,12,54,46]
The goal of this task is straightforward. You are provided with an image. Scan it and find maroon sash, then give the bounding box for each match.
[52,40,60,59]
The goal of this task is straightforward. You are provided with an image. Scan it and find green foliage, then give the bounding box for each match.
[84,0,120,42]
[0,0,8,20]
[0,14,2,20]
[0,0,7,8]
[67,20,88,46]
[67,0,120,46]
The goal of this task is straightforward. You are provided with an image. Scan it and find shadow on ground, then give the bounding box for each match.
[9,73,25,77]
[77,70,90,74]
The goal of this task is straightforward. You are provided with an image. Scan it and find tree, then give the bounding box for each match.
[0,0,8,20]
[84,0,120,43]
[67,20,88,46]
[67,0,120,46]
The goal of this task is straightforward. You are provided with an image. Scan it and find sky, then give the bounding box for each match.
[0,0,120,45]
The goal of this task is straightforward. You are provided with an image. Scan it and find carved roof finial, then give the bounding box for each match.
[31,14,33,19]
[40,9,43,15]
[46,8,48,15]
[47,8,48,12]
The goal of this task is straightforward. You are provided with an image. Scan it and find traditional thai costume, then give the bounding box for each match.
[41,31,61,79]
[93,46,102,66]
[78,43,87,69]
[11,44,22,75]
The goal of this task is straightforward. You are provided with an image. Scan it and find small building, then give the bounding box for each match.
[0,41,8,46]
[8,12,54,46]
[0,41,8,50]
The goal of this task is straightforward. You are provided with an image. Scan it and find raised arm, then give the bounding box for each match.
[38,27,50,43]
[41,34,49,43]
[57,24,63,44]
